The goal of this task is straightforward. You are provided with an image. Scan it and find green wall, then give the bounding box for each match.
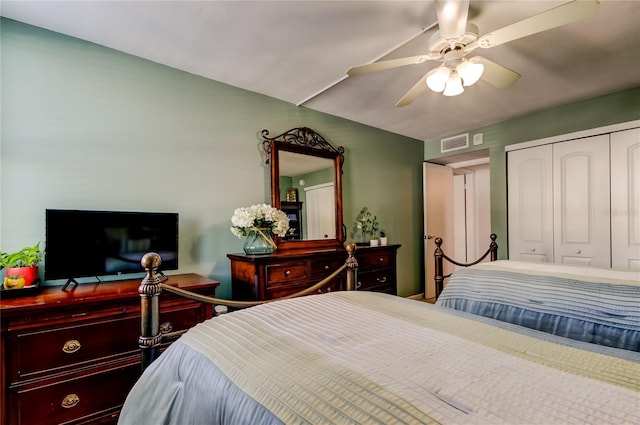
[1,19,425,297]
[424,87,640,257]
[5,17,636,298]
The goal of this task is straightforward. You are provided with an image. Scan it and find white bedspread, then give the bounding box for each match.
[179,291,639,425]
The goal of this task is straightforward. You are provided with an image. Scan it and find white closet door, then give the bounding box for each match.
[553,135,610,267]
[611,128,640,271]
[305,183,335,240]
[508,144,554,262]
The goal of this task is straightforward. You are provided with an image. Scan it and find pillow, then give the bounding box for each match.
[436,261,640,351]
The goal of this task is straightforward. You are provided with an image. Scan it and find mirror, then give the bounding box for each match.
[262,127,344,251]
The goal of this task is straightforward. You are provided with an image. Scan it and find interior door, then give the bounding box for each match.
[423,162,453,300]
[305,183,335,240]
[454,165,491,262]
[470,167,491,260]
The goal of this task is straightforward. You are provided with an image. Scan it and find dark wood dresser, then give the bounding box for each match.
[228,244,400,300]
[0,274,218,425]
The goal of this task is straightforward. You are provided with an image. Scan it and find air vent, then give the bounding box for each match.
[441,133,469,153]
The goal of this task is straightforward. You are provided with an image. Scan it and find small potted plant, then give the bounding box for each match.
[379,230,388,246]
[1,242,43,289]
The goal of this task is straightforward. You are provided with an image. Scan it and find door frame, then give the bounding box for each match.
[423,157,490,300]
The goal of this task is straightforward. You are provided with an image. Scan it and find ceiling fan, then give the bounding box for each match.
[347,0,599,106]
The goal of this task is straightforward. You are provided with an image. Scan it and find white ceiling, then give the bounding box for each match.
[2,0,639,142]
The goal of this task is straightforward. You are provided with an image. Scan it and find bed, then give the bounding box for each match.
[118,240,640,425]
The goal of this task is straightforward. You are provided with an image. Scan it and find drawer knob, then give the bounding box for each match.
[62,340,81,354]
[378,257,384,262]
[285,270,291,276]
[324,265,329,270]
[61,393,80,409]
[576,249,582,254]
[160,322,173,334]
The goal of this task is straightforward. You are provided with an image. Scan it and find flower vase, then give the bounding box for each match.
[243,228,276,255]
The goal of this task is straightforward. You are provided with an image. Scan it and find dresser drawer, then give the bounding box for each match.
[359,252,394,272]
[14,316,139,381]
[357,271,395,293]
[265,262,308,287]
[13,303,204,381]
[267,282,309,299]
[12,362,139,425]
[309,258,344,279]
[267,280,339,299]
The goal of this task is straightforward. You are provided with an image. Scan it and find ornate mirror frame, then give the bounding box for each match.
[262,127,345,251]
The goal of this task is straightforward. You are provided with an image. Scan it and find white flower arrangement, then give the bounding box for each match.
[230,203,290,238]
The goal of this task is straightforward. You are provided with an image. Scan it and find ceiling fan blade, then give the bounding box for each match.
[347,54,439,76]
[395,70,433,107]
[474,57,521,88]
[436,0,470,41]
[476,0,599,49]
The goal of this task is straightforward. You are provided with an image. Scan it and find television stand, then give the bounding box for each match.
[0,273,219,425]
[61,277,80,291]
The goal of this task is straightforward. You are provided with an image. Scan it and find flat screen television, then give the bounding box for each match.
[45,209,179,282]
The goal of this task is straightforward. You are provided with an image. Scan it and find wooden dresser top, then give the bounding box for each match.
[0,273,219,315]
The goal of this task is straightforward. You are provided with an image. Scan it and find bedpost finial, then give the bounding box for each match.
[434,237,443,248]
[490,233,497,241]
[345,242,357,255]
[141,252,162,270]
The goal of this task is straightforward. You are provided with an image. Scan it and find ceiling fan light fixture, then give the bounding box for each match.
[457,58,484,87]
[426,66,450,93]
[443,70,464,96]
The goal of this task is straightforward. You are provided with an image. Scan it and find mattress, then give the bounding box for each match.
[119,291,640,425]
